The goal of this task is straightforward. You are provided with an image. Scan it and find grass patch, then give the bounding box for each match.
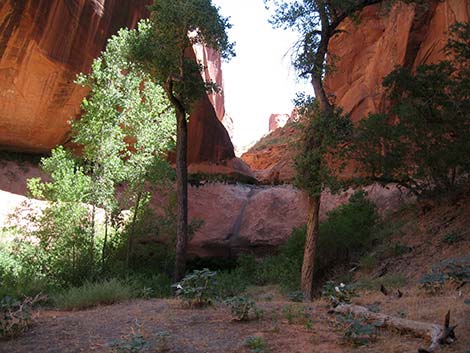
[53,279,134,310]
[355,273,407,291]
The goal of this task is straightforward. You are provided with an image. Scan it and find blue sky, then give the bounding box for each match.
[212,0,310,150]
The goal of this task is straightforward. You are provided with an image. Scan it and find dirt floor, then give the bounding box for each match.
[2,284,470,353]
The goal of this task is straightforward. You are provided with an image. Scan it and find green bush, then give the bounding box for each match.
[244,336,268,353]
[172,269,218,307]
[128,273,172,299]
[212,191,379,294]
[223,296,262,321]
[0,294,45,339]
[53,278,134,310]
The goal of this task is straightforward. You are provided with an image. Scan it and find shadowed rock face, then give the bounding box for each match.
[0,0,235,163]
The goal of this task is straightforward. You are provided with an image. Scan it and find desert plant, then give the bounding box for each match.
[322,281,358,306]
[245,336,268,353]
[282,304,311,325]
[224,296,262,321]
[0,294,45,339]
[339,314,378,347]
[172,268,217,307]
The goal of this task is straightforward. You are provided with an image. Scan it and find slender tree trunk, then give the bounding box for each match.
[126,191,143,270]
[301,194,321,301]
[174,107,188,282]
[102,212,109,272]
[90,204,96,271]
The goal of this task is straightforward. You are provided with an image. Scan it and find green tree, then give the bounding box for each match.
[266,0,383,300]
[73,26,175,270]
[350,22,470,197]
[129,0,234,281]
[22,26,176,285]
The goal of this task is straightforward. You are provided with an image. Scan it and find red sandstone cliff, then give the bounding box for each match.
[243,0,470,182]
[0,0,234,163]
[324,0,470,122]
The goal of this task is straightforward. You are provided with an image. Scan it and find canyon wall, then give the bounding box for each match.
[324,0,470,122]
[0,0,234,163]
[243,0,470,183]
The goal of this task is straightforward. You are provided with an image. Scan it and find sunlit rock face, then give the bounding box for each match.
[268,113,290,132]
[0,0,235,163]
[0,0,149,152]
[324,0,470,122]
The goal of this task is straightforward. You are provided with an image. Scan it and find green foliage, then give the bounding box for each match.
[218,191,380,293]
[350,23,470,196]
[109,329,171,353]
[316,191,379,275]
[442,232,463,245]
[128,273,173,299]
[339,314,378,347]
[281,304,311,324]
[7,20,177,293]
[52,279,134,310]
[293,94,353,196]
[172,268,218,307]
[322,281,358,306]
[214,270,248,299]
[420,256,470,292]
[112,334,148,353]
[265,0,379,79]
[287,291,304,302]
[0,294,44,339]
[244,336,268,353]
[223,296,262,321]
[130,1,234,109]
[355,273,407,291]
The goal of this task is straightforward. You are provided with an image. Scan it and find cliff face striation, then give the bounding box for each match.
[0,0,234,163]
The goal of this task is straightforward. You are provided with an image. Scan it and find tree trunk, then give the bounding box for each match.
[301,194,321,301]
[102,213,108,272]
[174,106,188,282]
[126,191,142,271]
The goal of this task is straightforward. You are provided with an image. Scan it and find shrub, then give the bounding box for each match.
[339,314,378,347]
[322,281,358,306]
[244,336,268,353]
[53,278,134,310]
[214,270,248,299]
[128,273,172,299]
[0,294,45,339]
[224,296,262,321]
[172,269,218,307]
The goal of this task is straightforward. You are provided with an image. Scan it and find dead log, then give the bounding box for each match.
[334,304,456,352]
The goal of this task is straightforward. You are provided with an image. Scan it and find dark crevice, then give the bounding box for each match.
[403,2,438,69]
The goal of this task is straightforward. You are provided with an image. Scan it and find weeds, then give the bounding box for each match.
[0,294,45,339]
[53,279,133,310]
[339,314,378,347]
[245,336,268,353]
[224,296,262,321]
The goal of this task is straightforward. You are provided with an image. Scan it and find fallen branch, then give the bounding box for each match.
[334,304,456,352]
